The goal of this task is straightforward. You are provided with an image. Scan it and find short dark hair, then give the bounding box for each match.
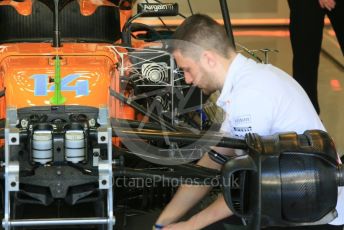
[170,14,234,59]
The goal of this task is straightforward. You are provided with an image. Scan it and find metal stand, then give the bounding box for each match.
[2,107,115,230]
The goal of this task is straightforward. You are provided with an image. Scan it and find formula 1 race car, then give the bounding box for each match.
[0,1,228,229]
[0,1,343,230]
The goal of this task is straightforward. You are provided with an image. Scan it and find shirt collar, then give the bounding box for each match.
[216,53,247,108]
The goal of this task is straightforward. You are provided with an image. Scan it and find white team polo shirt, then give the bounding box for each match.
[216,53,343,225]
[217,53,324,137]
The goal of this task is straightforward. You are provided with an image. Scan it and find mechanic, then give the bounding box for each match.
[154,14,344,230]
[288,0,344,114]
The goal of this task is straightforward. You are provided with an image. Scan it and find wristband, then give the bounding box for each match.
[154,224,164,230]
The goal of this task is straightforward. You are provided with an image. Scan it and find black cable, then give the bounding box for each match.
[187,0,194,15]
[158,17,172,32]
[144,0,171,32]
[121,12,144,45]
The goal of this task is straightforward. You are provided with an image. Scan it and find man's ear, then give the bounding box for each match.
[200,51,217,70]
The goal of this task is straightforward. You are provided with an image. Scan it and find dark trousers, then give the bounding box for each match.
[288,0,344,114]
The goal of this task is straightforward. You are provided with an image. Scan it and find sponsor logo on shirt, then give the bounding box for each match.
[233,115,251,125]
[233,126,252,132]
[231,115,253,137]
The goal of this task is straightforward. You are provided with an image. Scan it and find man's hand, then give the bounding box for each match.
[155,147,233,226]
[162,221,194,230]
[319,0,336,11]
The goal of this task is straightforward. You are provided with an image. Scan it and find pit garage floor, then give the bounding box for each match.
[124,26,344,230]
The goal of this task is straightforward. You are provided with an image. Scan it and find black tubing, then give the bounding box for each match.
[113,128,248,149]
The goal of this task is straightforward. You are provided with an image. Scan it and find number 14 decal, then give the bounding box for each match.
[32,74,89,96]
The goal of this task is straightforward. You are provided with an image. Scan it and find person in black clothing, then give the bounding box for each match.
[288,0,344,114]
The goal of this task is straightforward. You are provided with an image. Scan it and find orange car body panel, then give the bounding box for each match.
[0,42,134,121]
[0,0,33,16]
[0,0,119,16]
[0,1,137,143]
[78,0,117,16]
